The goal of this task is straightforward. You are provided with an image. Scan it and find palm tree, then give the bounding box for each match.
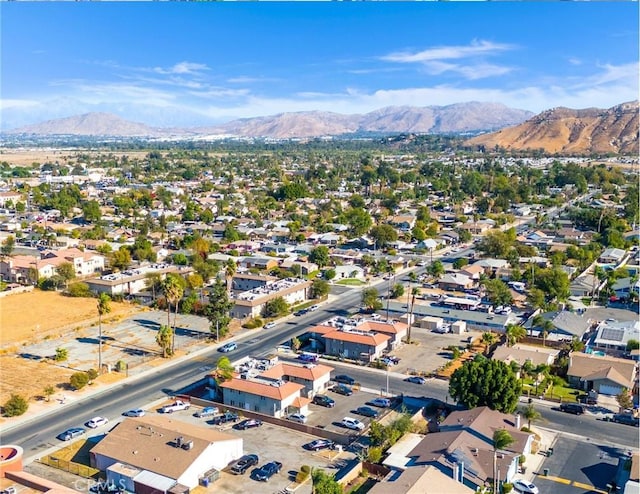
[407,287,420,344]
[225,258,237,294]
[521,403,542,429]
[493,429,515,493]
[506,324,527,347]
[144,272,161,302]
[481,331,496,355]
[97,293,112,373]
[161,275,184,355]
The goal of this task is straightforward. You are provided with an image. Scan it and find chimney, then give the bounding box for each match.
[515,414,521,429]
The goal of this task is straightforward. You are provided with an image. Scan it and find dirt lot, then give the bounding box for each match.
[0,149,152,167]
[0,290,142,347]
[0,355,75,405]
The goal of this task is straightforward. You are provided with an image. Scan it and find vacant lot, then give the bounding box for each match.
[0,355,75,404]
[0,290,141,347]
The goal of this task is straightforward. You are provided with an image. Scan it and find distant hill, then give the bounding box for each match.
[466,101,639,155]
[7,102,534,138]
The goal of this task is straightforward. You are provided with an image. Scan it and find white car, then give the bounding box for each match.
[513,480,539,494]
[342,417,365,431]
[369,397,391,408]
[287,413,308,424]
[86,416,109,428]
[264,322,276,329]
[123,408,145,417]
[309,305,320,312]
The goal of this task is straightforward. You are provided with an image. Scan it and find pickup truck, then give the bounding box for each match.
[160,400,190,413]
[194,406,219,418]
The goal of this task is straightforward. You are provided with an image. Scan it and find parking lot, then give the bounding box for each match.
[160,404,358,494]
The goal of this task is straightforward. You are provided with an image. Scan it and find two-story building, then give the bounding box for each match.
[231,277,312,319]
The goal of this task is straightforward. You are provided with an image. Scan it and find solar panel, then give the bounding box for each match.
[601,328,625,342]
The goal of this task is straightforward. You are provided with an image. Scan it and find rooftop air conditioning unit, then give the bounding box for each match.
[182,440,193,451]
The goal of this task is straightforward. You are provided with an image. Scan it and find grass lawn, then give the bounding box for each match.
[336,278,366,286]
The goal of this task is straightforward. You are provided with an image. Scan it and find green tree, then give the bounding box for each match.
[506,325,527,347]
[346,207,373,236]
[1,235,15,258]
[493,429,515,493]
[324,268,336,280]
[482,279,513,306]
[626,339,639,351]
[309,246,330,268]
[428,260,444,278]
[453,258,469,269]
[97,293,111,373]
[56,262,76,288]
[310,279,330,299]
[311,469,342,494]
[82,200,102,223]
[54,347,69,362]
[369,224,398,249]
[527,288,546,310]
[291,336,302,352]
[43,385,55,402]
[214,356,235,382]
[534,267,570,301]
[204,280,233,340]
[145,272,162,301]
[70,372,89,390]
[362,287,383,312]
[3,394,28,417]
[156,324,173,358]
[449,356,522,413]
[616,389,634,410]
[264,296,289,318]
[521,403,542,429]
[477,230,514,258]
[111,247,132,271]
[391,283,404,299]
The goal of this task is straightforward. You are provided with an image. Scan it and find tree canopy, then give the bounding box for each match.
[449,356,522,413]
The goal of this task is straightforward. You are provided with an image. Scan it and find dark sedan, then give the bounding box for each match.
[304,439,335,451]
[334,374,356,385]
[235,419,263,430]
[331,384,353,396]
[355,406,378,418]
[312,395,336,408]
[254,461,282,481]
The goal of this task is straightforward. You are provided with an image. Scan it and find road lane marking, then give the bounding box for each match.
[544,475,571,484]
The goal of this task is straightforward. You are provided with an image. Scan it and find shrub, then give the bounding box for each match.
[70,372,89,390]
[65,282,92,298]
[242,318,264,329]
[367,446,383,463]
[116,360,127,372]
[296,465,312,483]
[86,368,99,381]
[502,482,513,493]
[54,347,69,362]
[3,394,28,417]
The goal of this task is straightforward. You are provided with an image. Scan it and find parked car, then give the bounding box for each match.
[331,384,353,396]
[122,408,145,417]
[304,439,335,451]
[613,414,640,427]
[219,342,238,353]
[334,374,356,385]
[86,416,109,429]
[235,419,263,430]
[160,400,190,413]
[298,353,319,363]
[369,397,391,408]
[57,427,86,441]
[230,454,259,475]
[380,356,399,366]
[559,403,584,415]
[288,413,308,424]
[264,322,276,329]
[254,461,282,481]
[195,406,219,418]
[355,406,378,418]
[312,395,335,408]
[309,305,320,312]
[513,479,539,494]
[342,417,365,431]
[211,411,239,425]
[405,376,427,385]
[294,309,308,316]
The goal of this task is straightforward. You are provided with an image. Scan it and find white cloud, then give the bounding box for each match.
[0,99,41,110]
[153,62,209,75]
[381,40,514,63]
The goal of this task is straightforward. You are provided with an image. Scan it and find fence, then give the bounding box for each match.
[188,396,357,446]
[39,455,99,478]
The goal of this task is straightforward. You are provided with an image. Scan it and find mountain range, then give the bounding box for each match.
[466,101,639,155]
[6,102,534,139]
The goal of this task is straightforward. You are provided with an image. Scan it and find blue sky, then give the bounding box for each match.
[1,2,638,129]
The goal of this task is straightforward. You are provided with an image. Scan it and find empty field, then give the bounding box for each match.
[0,290,142,347]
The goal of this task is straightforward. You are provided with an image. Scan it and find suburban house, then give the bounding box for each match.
[332,264,366,280]
[86,264,193,296]
[369,464,474,494]
[230,273,278,293]
[357,320,408,350]
[0,191,22,207]
[524,311,592,341]
[405,407,534,491]
[388,215,417,232]
[438,273,474,291]
[460,264,484,281]
[230,277,312,319]
[89,415,242,491]
[611,277,640,300]
[238,256,279,271]
[491,343,560,370]
[567,353,638,396]
[219,375,309,418]
[259,361,333,398]
[599,248,627,265]
[40,248,105,277]
[570,274,605,298]
[311,324,390,362]
[589,320,640,354]
[0,255,57,283]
